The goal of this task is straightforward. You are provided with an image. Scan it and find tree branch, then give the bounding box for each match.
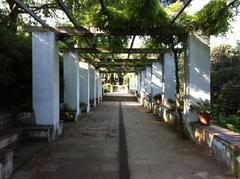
[99,0,106,12]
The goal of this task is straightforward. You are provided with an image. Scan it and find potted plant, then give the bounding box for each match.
[153,93,162,105]
[166,98,176,111]
[190,99,211,125]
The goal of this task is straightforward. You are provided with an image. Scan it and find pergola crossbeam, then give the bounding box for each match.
[27,26,187,36]
[15,0,53,29]
[170,0,193,27]
[61,48,180,54]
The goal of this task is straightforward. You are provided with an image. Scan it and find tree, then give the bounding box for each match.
[0,0,58,33]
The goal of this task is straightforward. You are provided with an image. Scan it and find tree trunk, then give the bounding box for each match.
[171,44,186,139]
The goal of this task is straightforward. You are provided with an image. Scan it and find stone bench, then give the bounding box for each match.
[0,132,18,179]
[0,133,18,151]
[191,123,240,177]
[0,149,13,179]
[23,125,54,143]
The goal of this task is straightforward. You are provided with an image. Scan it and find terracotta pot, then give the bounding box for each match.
[155,99,161,105]
[198,112,212,126]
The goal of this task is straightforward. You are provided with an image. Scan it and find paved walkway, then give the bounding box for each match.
[11,97,235,179]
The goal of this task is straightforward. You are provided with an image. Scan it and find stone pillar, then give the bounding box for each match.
[95,70,100,104]
[140,70,146,105]
[99,73,103,101]
[79,61,90,113]
[133,74,138,92]
[152,62,163,96]
[32,32,59,132]
[145,66,152,95]
[162,53,176,122]
[89,65,96,107]
[63,52,80,119]
[184,34,210,126]
[129,73,135,92]
[137,72,141,94]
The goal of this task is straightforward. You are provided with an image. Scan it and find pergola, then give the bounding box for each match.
[14,0,237,140]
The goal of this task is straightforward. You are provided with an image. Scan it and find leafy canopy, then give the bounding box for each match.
[83,0,239,37]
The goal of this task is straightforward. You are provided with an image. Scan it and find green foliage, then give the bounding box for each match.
[167,98,176,104]
[193,0,235,36]
[123,74,129,87]
[103,83,112,93]
[83,0,239,40]
[0,26,32,111]
[190,99,211,113]
[153,93,162,100]
[125,0,169,30]
[212,114,240,133]
[211,66,240,115]
[211,44,240,70]
[210,44,240,132]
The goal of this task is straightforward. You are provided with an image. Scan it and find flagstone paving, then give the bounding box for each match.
[11,95,236,179]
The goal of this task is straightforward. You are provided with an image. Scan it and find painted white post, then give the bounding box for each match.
[152,62,163,96]
[145,66,152,95]
[96,70,100,104]
[32,32,59,132]
[133,74,138,92]
[79,61,90,113]
[63,52,80,119]
[99,73,103,101]
[129,73,134,92]
[137,72,141,94]
[162,53,176,122]
[184,34,210,125]
[89,65,96,107]
[140,70,146,105]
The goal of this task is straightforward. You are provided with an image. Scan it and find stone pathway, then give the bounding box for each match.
[11,97,236,179]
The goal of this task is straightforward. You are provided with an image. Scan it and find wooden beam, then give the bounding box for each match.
[99,58,159,62]
[27,26,187,36]
[15,0,53,29]
[56,0,78,27]
[170,0,193,27]
[60,47,177,54]
[100,70,139,73]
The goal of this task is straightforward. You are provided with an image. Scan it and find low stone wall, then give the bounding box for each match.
[151,103,240,177]
[0,149,13,179]
[191,124,240,177]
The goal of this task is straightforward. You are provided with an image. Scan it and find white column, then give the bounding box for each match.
[137,72,141,94]
[96,70,100,104]
[152,62,163,96]
[99,73,103,101]
[79,61,90,113]
[129,73,134,92]
[32,32,59,131]
[63,52,80,119]
[162,53,176,122]
[140,70,146,105]
[184,34,210,124]
[145,66,152,95]
[89,65,96,107]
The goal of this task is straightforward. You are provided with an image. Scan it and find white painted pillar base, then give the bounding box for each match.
[184,34,210,126]
[79,61,90,113]
[162,53,176,122]
[32,32,59,133]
